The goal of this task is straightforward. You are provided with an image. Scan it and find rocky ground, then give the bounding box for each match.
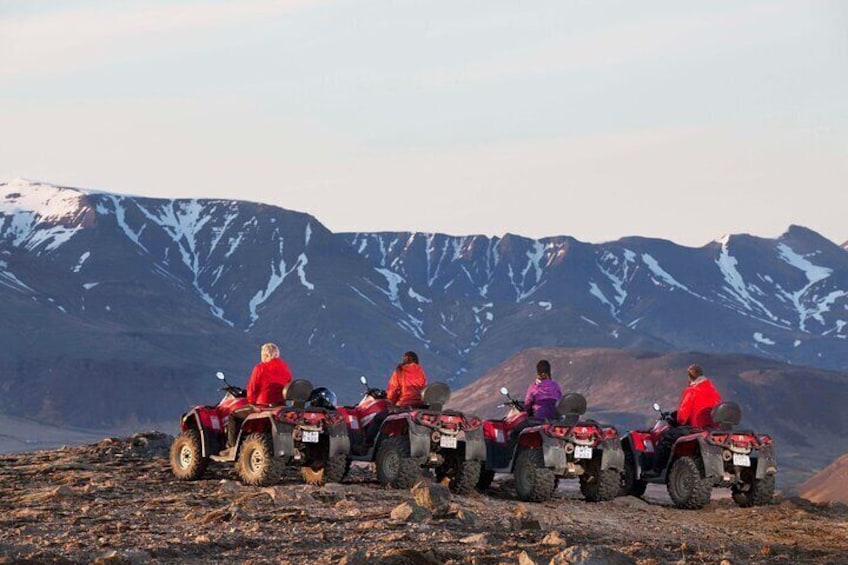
[1,433,847,565]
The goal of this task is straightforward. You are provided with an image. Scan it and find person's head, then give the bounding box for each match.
[261,343,280,363]
[402,351,419,365]
[687,364,703,382]
[536,360,551,380]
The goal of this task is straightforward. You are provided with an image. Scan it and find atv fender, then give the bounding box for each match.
[755,444,777,479]
[182,411,219,458]
[697,437,724,480]
[462,427,486,461]
[600,438,625,471]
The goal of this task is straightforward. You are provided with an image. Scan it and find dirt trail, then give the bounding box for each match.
[1,433,847,564]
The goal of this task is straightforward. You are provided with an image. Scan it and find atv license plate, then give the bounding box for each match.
[439,435,457,449]
[733,453,751,467]
[574,445,593,460]
[302,431,319,443]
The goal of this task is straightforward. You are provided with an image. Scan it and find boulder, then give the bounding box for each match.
[509,504,542,531]
[518,550,545,565]
[549,545,636,565]
[541,530,567,546]
[390,502,430,523]
[412,480,451,516]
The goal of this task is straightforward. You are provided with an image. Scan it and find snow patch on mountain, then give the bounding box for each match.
[0,258,33,293]
[753,332,776,345]
[1,180,87,252]
[715,238,780,324]
[776,243,841,332]
[73,251,91,273]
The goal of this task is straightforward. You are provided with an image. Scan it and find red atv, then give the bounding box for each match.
[478,387,624,503]
[338,377,485,494]
[170,371,249,481]
[619,402,778,509]
[234,380,349,486]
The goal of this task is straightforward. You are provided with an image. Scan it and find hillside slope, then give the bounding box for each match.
[798,453,848,504]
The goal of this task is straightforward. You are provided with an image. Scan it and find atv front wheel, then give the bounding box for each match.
[237,433,284,487]
[667,456,712,509]
[170,430,208,481]
[436,454,482,495]
[580,468,620,502]
[619,448,647,498]
[301,453,348,486]
[375,436,422,489]
[732,473,775,507]
[513,448,556,502]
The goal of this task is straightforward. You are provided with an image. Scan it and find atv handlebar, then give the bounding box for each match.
[498,398,525,411]
[220,385,247,398]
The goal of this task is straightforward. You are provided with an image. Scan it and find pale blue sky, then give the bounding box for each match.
[1,1,847,245]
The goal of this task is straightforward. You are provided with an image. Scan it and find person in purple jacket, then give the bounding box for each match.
[524,360,563,420]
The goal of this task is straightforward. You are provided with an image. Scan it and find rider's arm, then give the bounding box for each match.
[524,385,535,415]
[246,364,262,404]
[676,387,694,426]
[387,370,401,404]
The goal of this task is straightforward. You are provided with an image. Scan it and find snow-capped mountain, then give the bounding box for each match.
[1,178,847,426]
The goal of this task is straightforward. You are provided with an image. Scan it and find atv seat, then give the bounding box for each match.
[711,402,742,431]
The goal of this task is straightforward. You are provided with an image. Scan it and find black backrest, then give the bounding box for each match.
[556,393,587,425]
[711,402,742,431]
[283,379,314,409]
[421,382,451,412]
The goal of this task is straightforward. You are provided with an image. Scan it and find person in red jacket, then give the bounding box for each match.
[387,351,427,408]
[650,364,722,475]
[225,343,293,451]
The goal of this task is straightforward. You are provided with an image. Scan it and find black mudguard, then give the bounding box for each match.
[698,437,724,480]
[272,422,296,457]
[408,421,431,458]
[600,439,625,471]
[541,435,567,471]
[326,421,351,458]
[755,444,778,479]
[462,427,485,461]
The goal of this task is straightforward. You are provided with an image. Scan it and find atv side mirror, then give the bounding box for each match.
[216,372,226,381]
[360,375,368,385]
[652,403,661,412]
[499,386,509,396]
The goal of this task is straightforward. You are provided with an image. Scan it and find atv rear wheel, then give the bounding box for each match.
[732,473,775,507]
[375,436,422,489]
[580,468,620,502]
[237,433,284,487]
[436,454,482,495]
[619,448,647,497]
[514,448,556,502]
[301,453,348,486]
[667,455,712,509]
[170,430,208,481]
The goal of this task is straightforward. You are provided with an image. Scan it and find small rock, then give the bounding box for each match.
[412,480,452,516]
[124,550,152,564]
[509,504,542,531]
[550,545,636,565]
[339,550,369,565]
[262,485,310,506]
[455,508,478,526]
[217,480,244,496]
[518,550,544,565]
[541,530,567,546]
[313,483,347,503]
[390,502,430,522]
[459,533,488,546]
[375,550,443,565]
[91,550,125,564]
[720,561,732,565]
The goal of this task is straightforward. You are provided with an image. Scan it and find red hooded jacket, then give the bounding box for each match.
[677,376,722,428]
[387,363,427,407]
[246,357,293,406]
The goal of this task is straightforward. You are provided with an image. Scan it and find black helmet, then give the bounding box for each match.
[309,387,337,409]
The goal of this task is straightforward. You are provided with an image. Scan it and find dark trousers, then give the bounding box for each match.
[226,405,256,447]
[653,426,693,472]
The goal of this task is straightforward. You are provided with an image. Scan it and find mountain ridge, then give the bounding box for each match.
[2,178,848,428]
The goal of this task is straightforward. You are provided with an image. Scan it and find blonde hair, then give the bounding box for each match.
[261,343,280,361]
